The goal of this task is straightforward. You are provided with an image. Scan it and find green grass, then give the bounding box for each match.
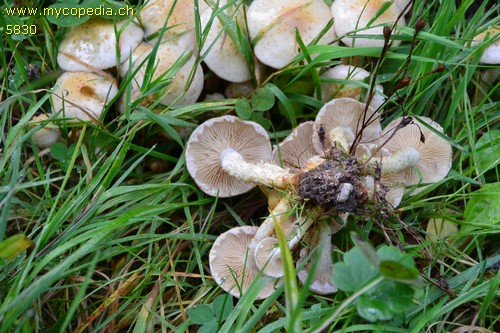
[1,0,499,332]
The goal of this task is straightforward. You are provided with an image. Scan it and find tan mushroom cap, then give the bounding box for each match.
[297,222,337,295]
[186,115,272,197]
[331,0,405,48]
[317,65,385,110]
[119,42,204,110]
[472,26,500,64]
[312,98,382,153]
[51,72,118,122]
[209,226,279,299]
[380,116,452,194]
[57,18,143,72]
[201,2,252,82]
[140,0,208,50]
[30,114,61,148]
[273,121,317,172]
[247,0,337,69]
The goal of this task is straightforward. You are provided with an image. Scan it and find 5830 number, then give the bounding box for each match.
[5,24,36,35]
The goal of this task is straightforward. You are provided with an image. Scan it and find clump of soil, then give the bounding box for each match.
[298,148,367,213]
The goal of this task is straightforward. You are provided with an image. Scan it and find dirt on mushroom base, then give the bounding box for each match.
[298,147,368,213]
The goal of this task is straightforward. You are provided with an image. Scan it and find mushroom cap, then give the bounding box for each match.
[140,0,208,50]
[273,121,317,172]
[247,0,337,69]
[51,72,118,122]
[209,226,279,299]
[254,237,284,278]
[57,18,144,72]
[312,98,382,153]
[317,65,385,110]
[201,2,252,82]
[331,0,405,48]
[472,26,500,64]
[297,222,337,295]
[30,114,61,148]
[380,116,452,194]
[224,81,255,98]
[119,42,204,110]
[186,115,272,197]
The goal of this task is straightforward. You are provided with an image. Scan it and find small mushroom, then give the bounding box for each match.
[471,26,500,64]
[119,42,204,110]
[209,226,279,299]
[30,114,61,148]
[297,220,337,295]
[186,115,293,197]
[57,17,143,72]
[51,72,118,122]
[369,116,452,194]
[247,0,337,69]
[200,1,252,82]
[317,65,385,110]
[311,98,382,153]
[273,121,317,173]
[331,0,406,48]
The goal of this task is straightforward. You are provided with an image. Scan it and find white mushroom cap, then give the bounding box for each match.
[201,2,252,82]
[312,98,382,153]
[247,0,337,69]
[472,27,500,64]
[380,116,452,194]
[273,121,317,172]
[331,0,405,48]
[119,42,204,110]
[57,18,144,72]
[297,221,337,295]
[51,72,118,122]
[317,65,385,110]
[30,114,61,148]
[186,115,273,197]
[209,226,279,299]
[140,0,208,50]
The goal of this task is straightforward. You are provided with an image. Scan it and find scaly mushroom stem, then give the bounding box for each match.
[367,147,420,175]
[254,206,323,278]
[250,198,293,249]
[297,220,338,294]
[220,148,296,189]
[327,127,353,153]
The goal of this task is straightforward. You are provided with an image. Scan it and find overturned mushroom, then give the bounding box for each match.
[210,226,279,299]
[368,116,452,194]
[312,98,382,153]
[186,115,293,197]
[273,121,317,173]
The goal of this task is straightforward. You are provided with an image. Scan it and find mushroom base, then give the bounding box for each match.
[298,153,367,213]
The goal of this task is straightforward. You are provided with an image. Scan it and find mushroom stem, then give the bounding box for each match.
[220,148,295,188]
[297,220,337,295]
[367,147,420,175]
[327,127,353,153]
[251,198,292,245]
[253,206,323,277]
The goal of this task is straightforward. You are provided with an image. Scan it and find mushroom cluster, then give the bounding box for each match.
[32,0,415,149]
[186,97,452,298]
